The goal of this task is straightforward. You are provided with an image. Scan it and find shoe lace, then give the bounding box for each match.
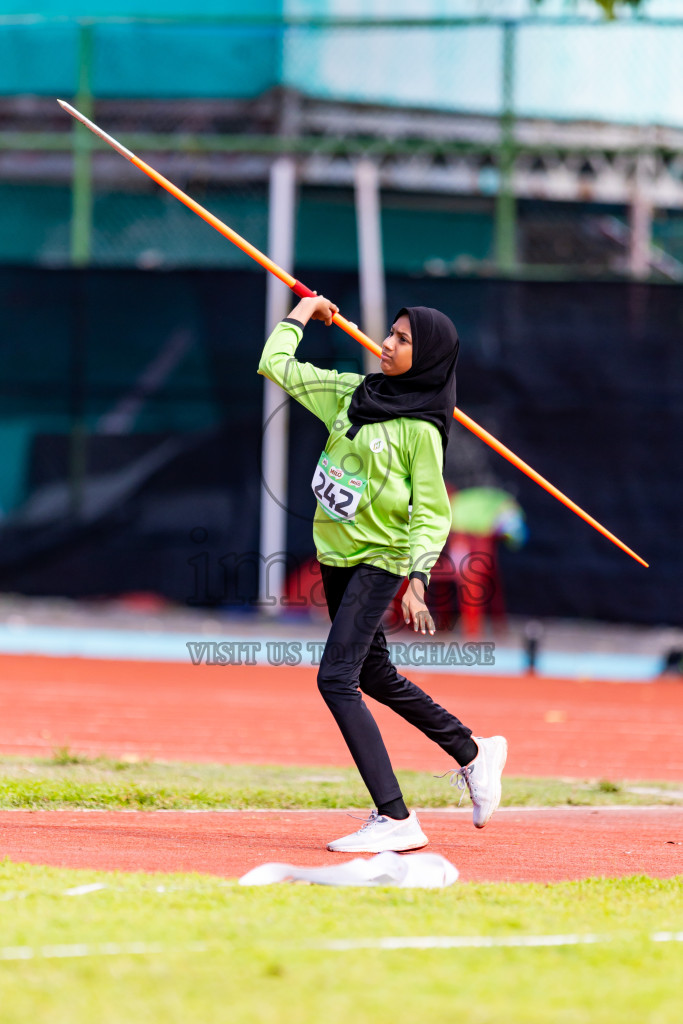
[434,766,473,808]
[346,809,380,829]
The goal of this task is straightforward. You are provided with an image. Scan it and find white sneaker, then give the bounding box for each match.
[327,810,429,853]
[440,736,508,829]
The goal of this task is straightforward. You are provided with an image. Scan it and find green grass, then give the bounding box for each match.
[0,861,681,1024]
[1,753,682,810]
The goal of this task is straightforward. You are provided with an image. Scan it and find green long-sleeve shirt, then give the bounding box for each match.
[257,319,452,585]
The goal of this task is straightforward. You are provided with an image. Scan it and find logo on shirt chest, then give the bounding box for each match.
[369,437,385,454]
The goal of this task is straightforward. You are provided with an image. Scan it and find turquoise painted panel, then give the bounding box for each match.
[0,183,494,273]
[515,24,683,127]
[295,193,494,272]
[653,213,683,263]
[381,203,493,271]
[0,25,79,95]
[1,7,682,126]
[282,5,683,127]
[295,194,358,270]
[3,0,281,16]
[90,190,268,266]
[285,0,530,18]
[282,23,503,114]
[0,185,71,263]
[0,420,33,514]
[92,23,282,98]
[0,21,282,98]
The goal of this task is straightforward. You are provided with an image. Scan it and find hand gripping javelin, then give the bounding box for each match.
[58,99,648,568]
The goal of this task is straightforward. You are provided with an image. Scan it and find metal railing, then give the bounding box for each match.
[1,13,683,277]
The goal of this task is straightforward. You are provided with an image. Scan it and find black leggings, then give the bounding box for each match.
[317,561,474,808]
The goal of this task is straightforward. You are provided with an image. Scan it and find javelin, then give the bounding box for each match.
[58,99,648,569]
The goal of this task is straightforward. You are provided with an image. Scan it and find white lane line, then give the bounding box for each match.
[652,932,683,942]
[0,941,208,961]
[322,934,605,950]
[1,932,682,961]
[321,931,683,951]
[63,883,108,896]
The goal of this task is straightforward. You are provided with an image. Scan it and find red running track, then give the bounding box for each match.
[2,808,682,883]
[2,654,682,882]
[1,655,683,779]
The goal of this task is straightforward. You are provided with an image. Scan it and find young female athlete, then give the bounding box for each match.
[258,294,507,853]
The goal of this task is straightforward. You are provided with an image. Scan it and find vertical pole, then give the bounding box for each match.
[68,21,94,517]
[629,148,653,280]
[495,20,517,273]
[259,155,297,613]
[354,158,386,374]
[71,20,94,266]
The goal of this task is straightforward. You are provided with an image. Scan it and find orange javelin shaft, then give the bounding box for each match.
[58,100,299,291]
[58,100,648,568]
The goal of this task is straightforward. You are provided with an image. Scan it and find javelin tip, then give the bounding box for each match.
[57,98,135,161]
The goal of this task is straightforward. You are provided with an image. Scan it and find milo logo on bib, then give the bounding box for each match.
[311,450,368,523]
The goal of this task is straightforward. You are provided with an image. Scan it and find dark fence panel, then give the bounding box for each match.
[0,267,680,624]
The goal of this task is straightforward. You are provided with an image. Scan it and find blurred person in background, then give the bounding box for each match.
[444,486,527,637]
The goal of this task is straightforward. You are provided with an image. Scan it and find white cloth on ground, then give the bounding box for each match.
[238,851,458,888]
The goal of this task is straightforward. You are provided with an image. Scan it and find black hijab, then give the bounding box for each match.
[346,306,459,452]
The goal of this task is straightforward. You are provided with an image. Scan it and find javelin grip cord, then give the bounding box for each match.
[291,281,317,299]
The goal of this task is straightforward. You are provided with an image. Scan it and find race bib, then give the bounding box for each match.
[311,450,368,523]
